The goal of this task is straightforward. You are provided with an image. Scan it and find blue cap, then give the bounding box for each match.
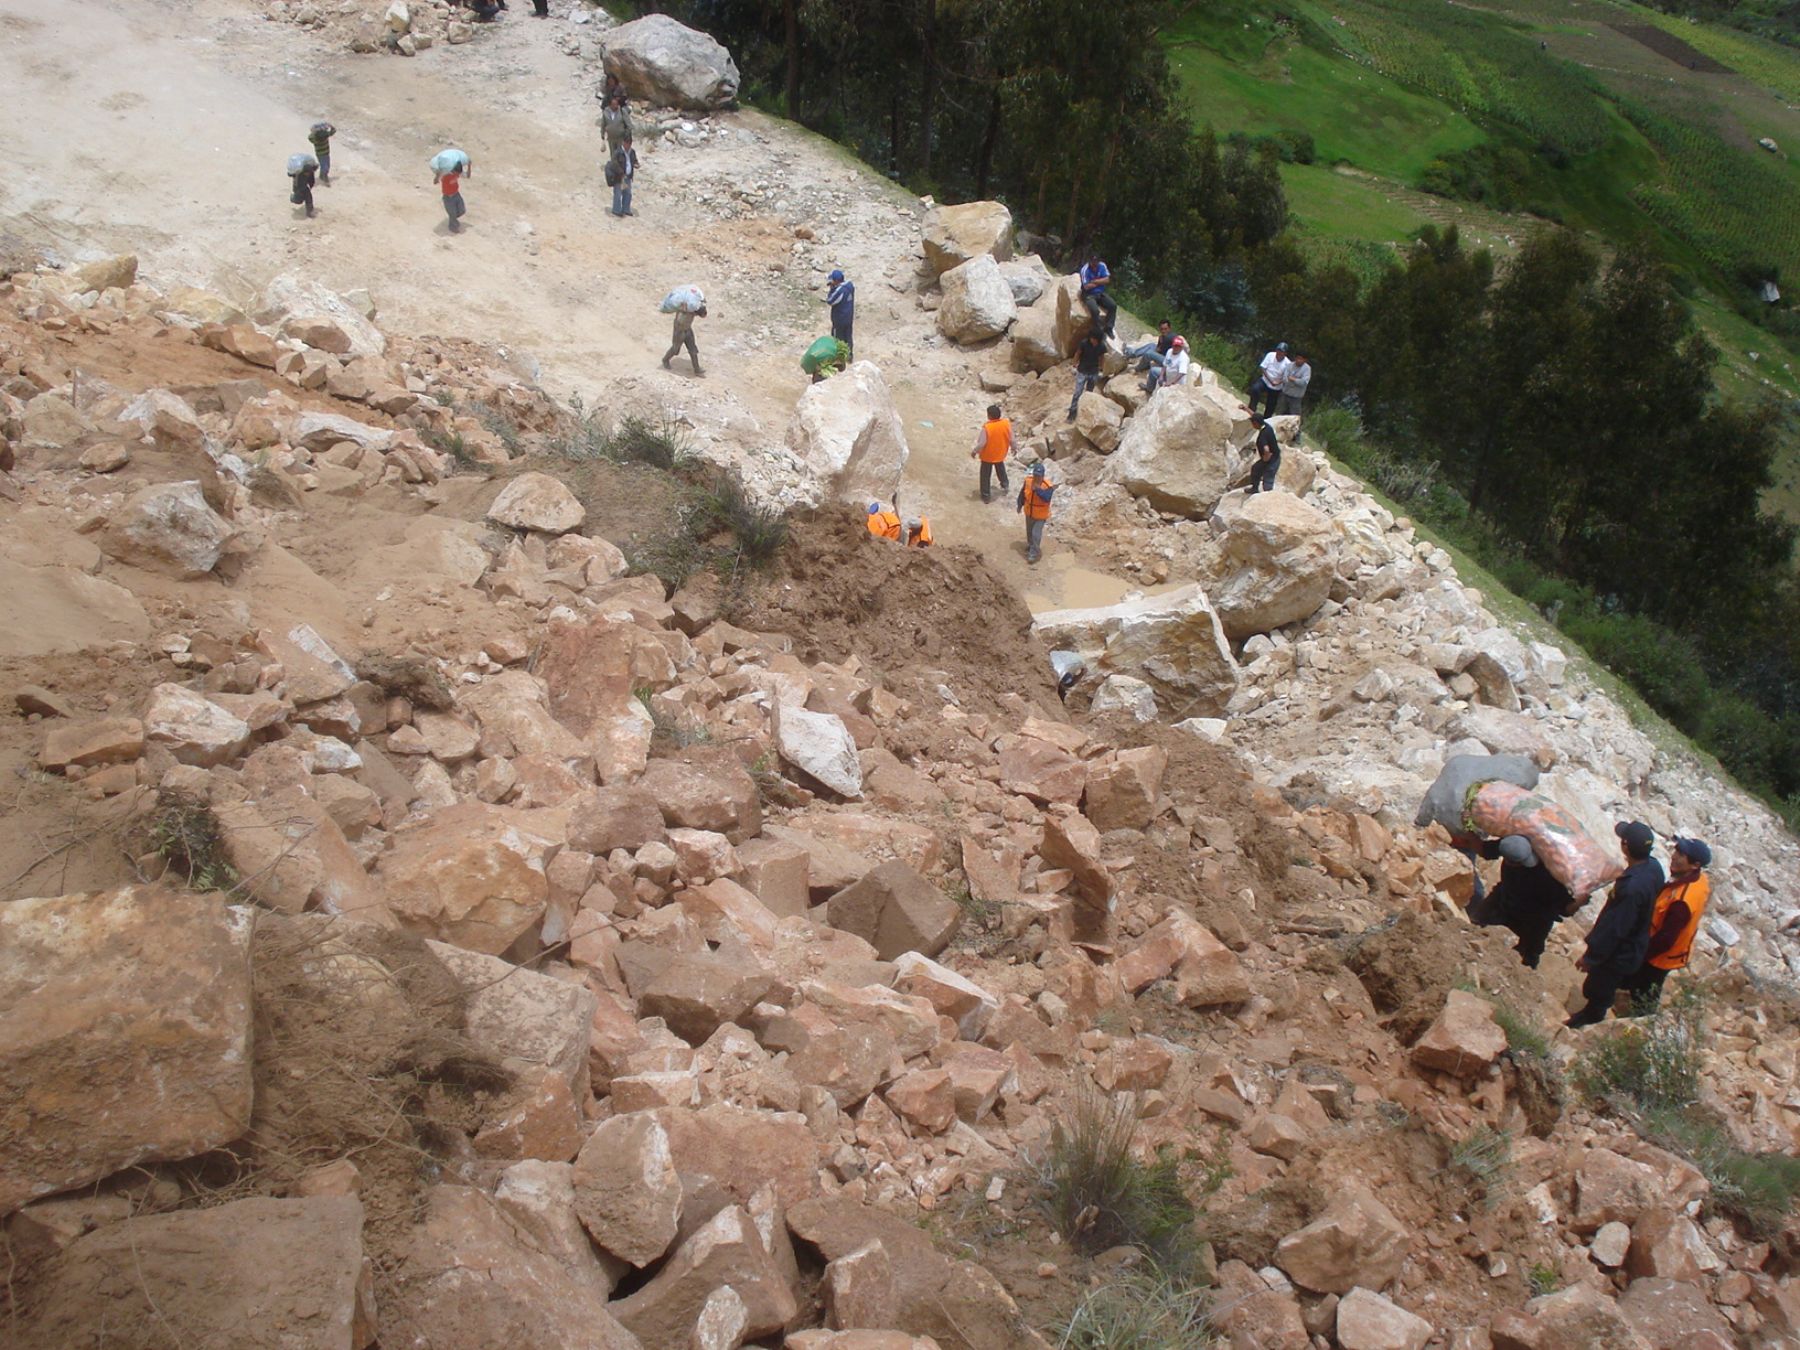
[1672,836,1712,867]
[1615,820,1655,853]
[830,269,845,282]
[867,502,881,515]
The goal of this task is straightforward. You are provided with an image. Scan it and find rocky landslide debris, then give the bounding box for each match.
[3,199,1799,1350]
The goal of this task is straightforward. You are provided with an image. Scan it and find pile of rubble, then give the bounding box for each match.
[4,228,1800,1350]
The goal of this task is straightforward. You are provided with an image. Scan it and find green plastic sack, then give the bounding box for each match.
[801,336,849,376]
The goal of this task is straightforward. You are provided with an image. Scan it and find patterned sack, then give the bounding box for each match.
[1465,780,1622,899]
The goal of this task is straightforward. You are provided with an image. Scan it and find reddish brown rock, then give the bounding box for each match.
[1489,1283,1652,1350]
[1572,1149,1663,1232]
[37,717,144,770]
[997,734,1087,805]
[1082,746,1167,832]
[735,836,813,917]
[377,802,552,955]
[638,753,763,843]
[1616,1278,1733,1350]
[826,1239,900,1330]
[0,888,253,1214]
[653,1104,821,1211]
[1336,1286,1432,1350]
[825,860,962,961]
[639,950,776,1045]
[1410,990,1507,1080]
[573,1112,684,1267]
[18,1196,373,1350]
[612,1204,799,1347]
[1623,1209,1722,1283]
[388,1184,642,1348]
[884,1068,957,1134]
[1276,1182,1410,1294]
[1213,1258,1310,1350]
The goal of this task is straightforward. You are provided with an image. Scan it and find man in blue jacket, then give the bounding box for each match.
[826,268,855,363]
[1078,254,1117,341]
[1567,821,1666,1027]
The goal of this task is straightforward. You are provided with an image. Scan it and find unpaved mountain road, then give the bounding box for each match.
[1,0,1145,610]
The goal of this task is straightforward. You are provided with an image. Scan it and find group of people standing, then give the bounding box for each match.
[1458,818,1715,1027]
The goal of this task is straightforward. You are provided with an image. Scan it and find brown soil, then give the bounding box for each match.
[1344,910,1550,1045]
[737,512,1066,723]
[1610,22,1734,73]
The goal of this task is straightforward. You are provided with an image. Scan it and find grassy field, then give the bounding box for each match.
[1166,0,1800,527]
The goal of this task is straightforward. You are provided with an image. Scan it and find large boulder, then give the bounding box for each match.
[1489,1283,1653,1350]
[256,273,386,358]
[487,473,586,534]
[428,942,601,1105]
[389,1184,643,1348]
[1410,989,1507,1079]
[1275,1182,1410,1294]
[998,255,1054,306]
[826,860,962,961]
[936,254,1018,344]
[375,802,553,954]
[603,14,740,110]
[18,1196,372,1350]
[1032,583,1240,716]
[1100,381,1237,517]
[921,201,1013,276]
[1209,491,1340,639]
[638,753,762,843]
[0,889,254,1214]
[100,480,241,579]
[786,361,911,508]
[775,703,864,798]
[1051,274,1094,356]
[143,682,253,767]
[611,1204,799,1347]
[573,1113,683,1267]
[1008,301,1062,373]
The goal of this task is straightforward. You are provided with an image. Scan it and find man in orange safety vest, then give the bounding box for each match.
[1016,460,1055,564]
[865,501,902,541]
[1620,836,1712,1014]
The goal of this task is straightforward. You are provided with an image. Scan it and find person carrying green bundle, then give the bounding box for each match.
[801,336,849,383]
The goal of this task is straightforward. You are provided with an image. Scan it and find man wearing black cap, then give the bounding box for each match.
[1620,836,1713,1014]
[1567,821,1666,1028]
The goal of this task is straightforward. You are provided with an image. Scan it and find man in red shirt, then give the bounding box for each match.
[436,159,471,233]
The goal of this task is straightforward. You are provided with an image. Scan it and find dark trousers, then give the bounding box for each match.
[1619,964,1670,1016]
[1469,884,1556,969]
[1082,290,1117,338]
[292,181,314,214]
[532,0,548,12]
[1248,458,1279,493]
[832,317,853,364]
[1569,961,1633,1027]
[979,460,1008,502]
[1247,377,1279,418]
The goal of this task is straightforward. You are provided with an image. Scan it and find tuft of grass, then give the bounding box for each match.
[471,400,522,455]
[1034,1090,1198,1269]
[694,474,789,572]
[1491,1000,1551,1062]
[424,427,489,475]
[1527,1262,1559,1297]
[1058,1265,1213,1350]
[949,881,998,931]
[1443,1125,1513,1209]
[145,791,238,892]
[608,411,694,471]
[636,687,713,748]
[1574,986,1704,1115]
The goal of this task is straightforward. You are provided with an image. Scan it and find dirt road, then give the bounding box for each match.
[1,0,1142,610]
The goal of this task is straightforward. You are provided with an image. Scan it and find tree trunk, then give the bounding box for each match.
[919,0,938,175]
[784,0,800,120]
[975,87,1002,198]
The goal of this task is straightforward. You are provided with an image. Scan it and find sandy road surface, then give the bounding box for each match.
[2,0,1142,609]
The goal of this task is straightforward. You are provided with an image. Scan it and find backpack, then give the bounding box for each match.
[604,158,621,188]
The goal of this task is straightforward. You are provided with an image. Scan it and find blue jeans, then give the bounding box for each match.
[612,183,632,216]
[1124,343,1163,370]
[1025,516,1047,561]
[1068,371,1100,417]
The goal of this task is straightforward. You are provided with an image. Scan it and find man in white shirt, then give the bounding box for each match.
[1245,341,1290,417]
[1276,353,1311,420]
[1145,335,1191,395]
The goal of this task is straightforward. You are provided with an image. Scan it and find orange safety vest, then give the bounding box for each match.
[866,509,902,542]
[1645,872,1710,970]
[1021,475,1053,520]
[905,517,933,548]
[979,418,1012,464]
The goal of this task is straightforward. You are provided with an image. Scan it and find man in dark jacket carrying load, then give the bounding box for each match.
[1567,821,1665,1027]
[1462,834,1576,969]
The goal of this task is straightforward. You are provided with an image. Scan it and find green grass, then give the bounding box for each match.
[1167,8,1486,179]
[1280,164,1428,243]
[1633,7,1800,101]
[1058,1267,1214,1350]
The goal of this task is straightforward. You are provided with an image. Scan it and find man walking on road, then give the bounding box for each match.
[826,268,855,363]
[971,404,1012,503]
[1567,821,1666,1027]
[1017,459,1056,564]
[435,158,470,233]
[608,137,638,217]
[1068,329,1105,420]
[662,303,705,376]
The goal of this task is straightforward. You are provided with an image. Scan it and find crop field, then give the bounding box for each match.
[1167,0,1800,528]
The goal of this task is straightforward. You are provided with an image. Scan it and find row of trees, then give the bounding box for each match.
[648,0,1799,808]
